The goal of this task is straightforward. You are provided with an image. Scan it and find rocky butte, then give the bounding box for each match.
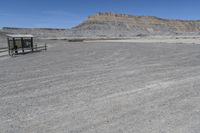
[1,12,200,38]
[72,12,200,37]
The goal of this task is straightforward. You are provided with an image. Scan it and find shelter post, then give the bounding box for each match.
[21,37,24,54]
[31,37,33,52]
[7,38,10,56]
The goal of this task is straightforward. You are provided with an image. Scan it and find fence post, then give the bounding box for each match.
[7,38,10,56]
[31,37,34,52]
[45,43,47,51]
[21,38,24,54]
[35,44,37,51]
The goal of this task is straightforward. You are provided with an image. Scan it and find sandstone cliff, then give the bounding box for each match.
[1,12,200,39]
[70,12,200,37]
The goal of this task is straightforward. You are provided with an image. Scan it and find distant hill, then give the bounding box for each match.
[2,28,68,38]
[1,12,200,39]
[69,12,200,37]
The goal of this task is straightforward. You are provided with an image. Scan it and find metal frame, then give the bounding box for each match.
[7,34,34,56]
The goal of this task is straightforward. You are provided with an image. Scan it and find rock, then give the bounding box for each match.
[1,12,200,39]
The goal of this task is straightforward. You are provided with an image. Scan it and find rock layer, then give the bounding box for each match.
[1,12,200,38]
[71,12,200,37]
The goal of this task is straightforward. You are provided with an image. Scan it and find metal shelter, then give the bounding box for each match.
[7,34,34,56]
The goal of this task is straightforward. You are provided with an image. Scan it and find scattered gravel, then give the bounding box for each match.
[0,40,200,133]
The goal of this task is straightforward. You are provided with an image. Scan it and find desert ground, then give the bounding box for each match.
[0,40,200,133]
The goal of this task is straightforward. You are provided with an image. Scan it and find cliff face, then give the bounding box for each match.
[71,12,200,37]
[1,13,200,39]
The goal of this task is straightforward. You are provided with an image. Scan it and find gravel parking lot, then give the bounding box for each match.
[0,41,200,133]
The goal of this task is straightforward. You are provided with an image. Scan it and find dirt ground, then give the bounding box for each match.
[0,40,200,133]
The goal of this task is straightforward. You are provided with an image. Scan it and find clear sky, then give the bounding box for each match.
[0,0,200,28]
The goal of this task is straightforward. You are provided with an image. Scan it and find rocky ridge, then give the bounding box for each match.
[71,12,200,37]
[1,12,200,39]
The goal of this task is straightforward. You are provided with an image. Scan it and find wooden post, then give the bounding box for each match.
[13,38,17,55]
[45,43,47,51]
[31,37,33,52]
[35,44,37,51]
[7,38,10,56]
[21,37,24,54]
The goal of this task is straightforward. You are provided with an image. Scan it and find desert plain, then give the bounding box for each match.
[1,12,200,133]
[0,38,200,133]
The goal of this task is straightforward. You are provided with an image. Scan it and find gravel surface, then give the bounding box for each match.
[0,41,200,133]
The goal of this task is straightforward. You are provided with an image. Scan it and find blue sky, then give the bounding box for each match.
[0,0,200,28]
